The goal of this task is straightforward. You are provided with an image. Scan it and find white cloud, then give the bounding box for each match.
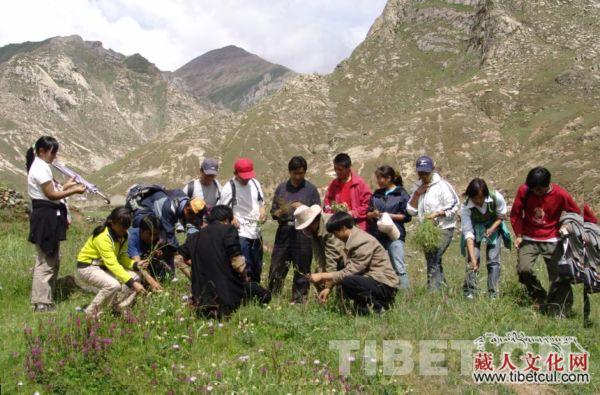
[0,0,387,73]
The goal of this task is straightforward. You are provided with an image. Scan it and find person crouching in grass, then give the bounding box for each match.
[178,205,271,319]
[308,212,399,315]
[77,207,147,318]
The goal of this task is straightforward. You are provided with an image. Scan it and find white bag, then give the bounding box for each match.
[377,212,400,241]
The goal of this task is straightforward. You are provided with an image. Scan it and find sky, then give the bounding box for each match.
[0,0,387,73]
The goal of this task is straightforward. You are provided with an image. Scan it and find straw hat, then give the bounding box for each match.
[294,204,322,230]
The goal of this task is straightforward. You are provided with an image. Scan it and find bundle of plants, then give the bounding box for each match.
[330,201,348,213]
[413,219,442,253]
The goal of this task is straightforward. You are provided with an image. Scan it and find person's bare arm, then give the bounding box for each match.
[485,218,503,238]
[258,206,267,223]
[389,213,405,222]
[466,239,479,272]
[231,255,250,282]
[41,180,85,200]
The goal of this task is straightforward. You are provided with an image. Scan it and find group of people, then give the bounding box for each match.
[26,135,598,319]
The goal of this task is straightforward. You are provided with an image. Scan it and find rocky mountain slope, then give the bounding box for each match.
[0,35,214,190]
[166,45,296,111]
[98,0,599,208]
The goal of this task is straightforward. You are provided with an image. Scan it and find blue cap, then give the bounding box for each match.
[416,156,434,173]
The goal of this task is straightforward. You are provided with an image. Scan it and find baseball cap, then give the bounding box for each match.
[201,158,219,175]
[234,158,256,180]
[415,156,434,173]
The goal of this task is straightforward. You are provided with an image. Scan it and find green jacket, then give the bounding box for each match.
[77,227,136,284]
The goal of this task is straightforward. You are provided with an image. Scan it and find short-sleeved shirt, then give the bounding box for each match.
[219,178,265,239]
[182,179,221,208]
[28,157,53,200]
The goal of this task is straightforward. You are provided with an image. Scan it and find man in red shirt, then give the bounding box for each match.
[510,167,581,314]
[323,153,372,231]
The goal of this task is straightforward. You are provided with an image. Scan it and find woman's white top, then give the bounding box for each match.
[28,157,53,200]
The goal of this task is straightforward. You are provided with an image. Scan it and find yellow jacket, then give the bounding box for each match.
[77,227,136,284]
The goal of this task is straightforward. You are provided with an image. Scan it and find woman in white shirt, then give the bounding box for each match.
[459,178,511,299]
[26,136,86,312]
[407,156,459,291]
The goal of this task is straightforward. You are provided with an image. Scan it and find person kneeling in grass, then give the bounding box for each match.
[77,207,147,317]
[179,205,271,319]
[308,212,399,315]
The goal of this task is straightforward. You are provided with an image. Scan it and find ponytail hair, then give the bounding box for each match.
[375,165,403,187]
[93,206,132,237]
[26,136,59,172]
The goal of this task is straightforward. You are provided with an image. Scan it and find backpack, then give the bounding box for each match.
[125,184,167,212]
[186,179,221,202]
[126,184,187,220]
[227,179,263,208]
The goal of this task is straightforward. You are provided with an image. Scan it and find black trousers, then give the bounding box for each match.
[340,275,397,315]
[268,225,313,302]
[197,282,271,319]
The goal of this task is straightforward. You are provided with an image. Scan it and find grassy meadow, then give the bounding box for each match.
[0,214,598,394]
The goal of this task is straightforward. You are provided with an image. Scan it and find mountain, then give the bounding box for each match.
[167,45,296,111]
[97,0,600,209]
[0,35,214,190]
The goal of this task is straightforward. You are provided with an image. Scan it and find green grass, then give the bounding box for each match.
[413,0,475,13]
[1,217,599,393]
[0,39,50,64]
[123,54,156,75]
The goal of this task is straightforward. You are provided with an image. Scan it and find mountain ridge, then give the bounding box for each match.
[94,0,600,209]
[0,35,215,189]
[166,45,296,111]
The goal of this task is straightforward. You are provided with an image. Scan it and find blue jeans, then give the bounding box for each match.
[463,239,501,297]
[186,224,200,236]
[240,237,264,283]
[383,239,408,289]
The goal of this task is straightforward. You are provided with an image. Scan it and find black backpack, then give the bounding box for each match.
[227,179,263,207]
[125,184,167,212]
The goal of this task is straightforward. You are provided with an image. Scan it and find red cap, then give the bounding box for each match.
[234,158,256,180]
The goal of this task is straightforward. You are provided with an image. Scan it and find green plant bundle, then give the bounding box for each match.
[330,201,348,213]
[413,219,442,253]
